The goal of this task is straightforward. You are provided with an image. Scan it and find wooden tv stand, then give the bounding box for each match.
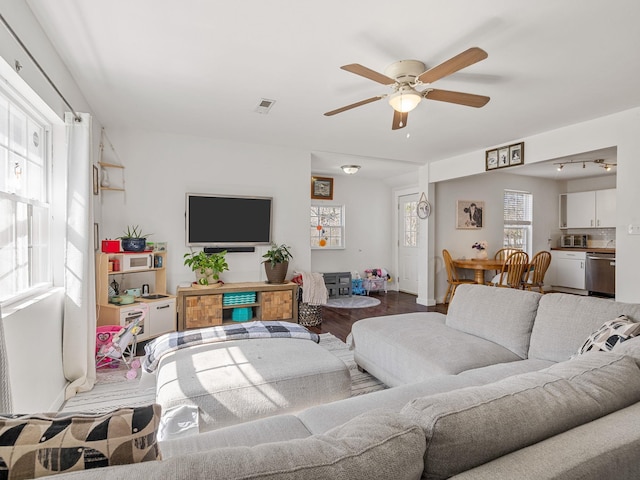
[176,282,299,331]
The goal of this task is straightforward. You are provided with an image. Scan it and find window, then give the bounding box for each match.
[503,190,532,255]
[0,87,51,304]
[310,205,345,249]
[402,200,418,247]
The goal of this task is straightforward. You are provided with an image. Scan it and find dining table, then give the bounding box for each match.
[452,258,506,284]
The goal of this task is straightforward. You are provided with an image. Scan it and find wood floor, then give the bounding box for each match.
[308,291,447,342]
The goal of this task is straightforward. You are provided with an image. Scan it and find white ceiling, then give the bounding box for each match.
[23,0,640,181]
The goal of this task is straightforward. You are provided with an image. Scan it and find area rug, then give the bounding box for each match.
[325,296,381,309]
[59,333,386,413]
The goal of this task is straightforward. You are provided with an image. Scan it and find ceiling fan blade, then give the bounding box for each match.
[425,88,490,108]
[417,47,488,84]
[341,64,396,85]
[324,96,384,116]
[392,110,408,130]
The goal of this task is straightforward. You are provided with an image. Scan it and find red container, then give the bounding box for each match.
[101,240,120,253]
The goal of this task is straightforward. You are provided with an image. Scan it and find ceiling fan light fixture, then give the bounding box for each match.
[341,165,361,175]
[388,87,422,113]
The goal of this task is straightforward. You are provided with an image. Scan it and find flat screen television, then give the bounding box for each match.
[186,193,272,248]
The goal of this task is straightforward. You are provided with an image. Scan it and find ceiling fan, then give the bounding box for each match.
[324,47,490,130]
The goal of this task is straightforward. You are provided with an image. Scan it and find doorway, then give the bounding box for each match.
[397,193,420,294]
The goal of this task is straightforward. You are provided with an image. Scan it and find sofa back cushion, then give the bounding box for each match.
[529,293,640,362]
[400,352,640,480]
[52,410,426,480]
[445,284,541,359]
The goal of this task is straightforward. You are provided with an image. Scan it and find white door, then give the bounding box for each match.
[397,193,420,294]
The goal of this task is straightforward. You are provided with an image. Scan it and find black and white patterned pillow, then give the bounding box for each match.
[0,404,161,479]
[578,315,640,354]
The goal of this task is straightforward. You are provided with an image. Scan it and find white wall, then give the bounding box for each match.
[98,130,312,291]
[310,174,395,282]
[432,172,562,303]
[425,106,640,304]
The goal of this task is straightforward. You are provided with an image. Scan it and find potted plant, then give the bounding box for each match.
[118,225,150,252]
[262,243,293,284]
[184,250,229,287]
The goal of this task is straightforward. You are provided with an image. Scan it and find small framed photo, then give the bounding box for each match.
[92,165,99,195]
[311,176,334,200]
[485,150,498,170]
[456,200,484,229]
[498,147,509,168]
[509,142,524,166]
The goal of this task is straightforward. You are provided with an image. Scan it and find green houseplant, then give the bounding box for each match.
[262,243,293,284]
[118,225,150,252]
[184,250,229,287]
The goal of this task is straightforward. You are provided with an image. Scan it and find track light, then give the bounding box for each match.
[341,165,361,175]
[553,159,616,172]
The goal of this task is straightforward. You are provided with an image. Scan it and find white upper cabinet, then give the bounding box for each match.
[560,188,616,229]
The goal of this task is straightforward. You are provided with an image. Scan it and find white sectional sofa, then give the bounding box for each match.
[45,285,640,479]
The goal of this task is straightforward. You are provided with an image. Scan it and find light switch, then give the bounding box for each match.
[628,224,640,235]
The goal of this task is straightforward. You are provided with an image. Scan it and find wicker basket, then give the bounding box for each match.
[297,287,322,327]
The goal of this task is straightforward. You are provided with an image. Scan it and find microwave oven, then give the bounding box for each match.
[561,235,588,248]
[121,252,154,271]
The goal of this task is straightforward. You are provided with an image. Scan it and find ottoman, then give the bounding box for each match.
[155,337,351,432]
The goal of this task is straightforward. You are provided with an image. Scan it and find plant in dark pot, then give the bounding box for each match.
[184,250,229,288]
[119,225,150,252]
[262,243,292,284]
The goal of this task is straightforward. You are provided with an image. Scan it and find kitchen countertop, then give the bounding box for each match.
[551,247,615,254]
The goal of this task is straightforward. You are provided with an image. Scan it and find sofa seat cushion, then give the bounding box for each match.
[352,313,522,387]
[459,358,555,384]
[50,410,426,480]
[400,352,640,480]
[445,284,541,359]
[529,293,640,362]
[159,415,312,457]
[155,338,351,432]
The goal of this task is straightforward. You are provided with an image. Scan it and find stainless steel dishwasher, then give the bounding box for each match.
[586,253,615,297]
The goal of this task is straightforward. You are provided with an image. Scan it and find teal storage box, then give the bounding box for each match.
[232,307,252,322]
[223,292,257,306]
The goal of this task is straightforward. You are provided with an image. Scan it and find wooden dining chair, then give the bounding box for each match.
[443,249,475,304]
[488,250,530,289]
[522,250,552,293]
[493,247,521,276]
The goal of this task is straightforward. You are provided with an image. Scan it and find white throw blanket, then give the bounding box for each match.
[301,272,328,305]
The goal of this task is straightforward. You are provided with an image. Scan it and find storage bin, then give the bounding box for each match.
[223,292,257,305]
[231,307,253,322]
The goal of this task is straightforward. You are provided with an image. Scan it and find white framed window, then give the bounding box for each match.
[402,200,418,247]
[503,189,533,255]
[310,204,345,249]
[0,86,52,305]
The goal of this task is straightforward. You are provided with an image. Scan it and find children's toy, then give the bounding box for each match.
[363,268,392,295]
[95,305,146,378]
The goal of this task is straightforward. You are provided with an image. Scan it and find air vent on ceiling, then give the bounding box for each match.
[255,98,276,114]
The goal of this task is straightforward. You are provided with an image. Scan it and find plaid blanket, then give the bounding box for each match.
[142,321,319,373]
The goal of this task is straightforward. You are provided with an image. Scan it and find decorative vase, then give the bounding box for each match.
[264,261,289,284]
[476,249,488,260]
[121,238,146,252]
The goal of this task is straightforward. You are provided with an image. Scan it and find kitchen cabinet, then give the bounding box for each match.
[560,189,616,228]
[551,251,586,290]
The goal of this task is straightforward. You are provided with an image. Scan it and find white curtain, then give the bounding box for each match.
[63,112,97,399]
[0,306,12,413]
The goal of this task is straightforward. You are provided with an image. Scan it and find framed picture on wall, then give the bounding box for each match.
[456,200,484,229]
[311,176,334,200]
[509,142,524,165]
[485,149,498,170]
